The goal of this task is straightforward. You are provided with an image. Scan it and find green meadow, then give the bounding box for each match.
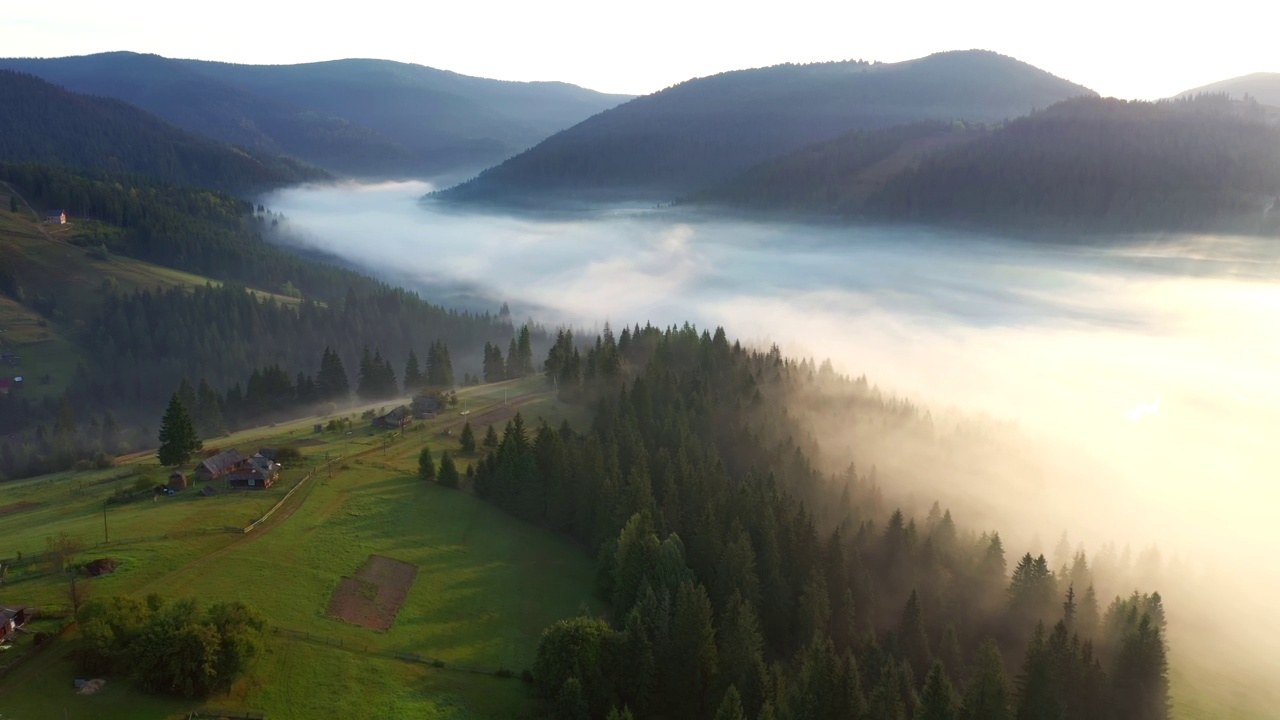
[0,378,601,719]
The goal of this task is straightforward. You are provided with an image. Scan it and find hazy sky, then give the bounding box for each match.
[9,0,1277,98]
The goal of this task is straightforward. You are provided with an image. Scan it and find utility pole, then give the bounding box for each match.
[102,501,109,543]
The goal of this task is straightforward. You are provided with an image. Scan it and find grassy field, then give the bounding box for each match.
[0,378,601,719]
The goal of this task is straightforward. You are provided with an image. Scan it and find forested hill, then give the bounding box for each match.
[865,94,1280,232]
[686,121,981,214]
[0,70,323,192]
[691,94,1280,233]
[0,164,539,480]
[0,53,631,178]
[435,50,1094,204]
[1175,72,1280,107]
[469,324,1173,719]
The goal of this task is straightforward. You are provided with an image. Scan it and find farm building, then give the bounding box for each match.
[168,471,188,491]
[373,406,412,429]
[45,210,66,224]
[0,378,9,396]
[195,449,245,482]
[412,394,442,419]
[1,606,31,643]
[227,469,273,489]
[227,455,280,490]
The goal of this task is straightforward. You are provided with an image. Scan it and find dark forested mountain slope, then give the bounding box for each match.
[437,50,1094,203]
[687,121,981,213]
[866,94,1280,231]
[692,94,1280,233]
[0,70,323,191]
[0,53,630,177]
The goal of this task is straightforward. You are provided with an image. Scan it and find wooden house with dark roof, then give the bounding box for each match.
[195,449,245,482]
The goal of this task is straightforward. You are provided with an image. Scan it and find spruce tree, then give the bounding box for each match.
[437,451,460,489]
[157,393,202,467]
[404,349,423,391]
[714,686,746,720]
[960,639,1014,720]
[918,662,958,720]
[418,446,436,481]
[459,421,476,453]
[483,424,499,449]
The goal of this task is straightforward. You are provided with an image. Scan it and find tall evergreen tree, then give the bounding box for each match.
[437,451,460,489]
[404,348,423,391]
[1111,613,1170,720]
[960,639,1014,720]
[483,342,506,383]
[157,393,202,467]
[316,347,350,402]
[917,662,958,720]
[459,421,476,454]
[483,424,499,449]
[418,446,436,482]
[714,686,746,720]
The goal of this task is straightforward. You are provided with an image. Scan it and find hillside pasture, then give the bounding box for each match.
[0,378,597,718]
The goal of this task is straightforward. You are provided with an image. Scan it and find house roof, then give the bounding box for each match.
[381,406,411,421]
[198,449,245,475]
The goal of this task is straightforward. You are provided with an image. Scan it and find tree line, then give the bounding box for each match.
[462,323,1170,719]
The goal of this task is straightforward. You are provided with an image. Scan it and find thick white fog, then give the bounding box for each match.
[265,181,1280,700]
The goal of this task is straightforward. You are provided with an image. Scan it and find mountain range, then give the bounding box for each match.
[0,52,630,177]
[436,50,1095,203]
[0,70,324,191]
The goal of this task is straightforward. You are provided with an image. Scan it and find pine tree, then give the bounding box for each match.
[157,393,202,467]
[483,424,499,449]
[1111,613,1170,720]
[418,446,436,481]
[669,581,718,718]
[917,662,958,720]
[437,451,460,489]
[404,349,423,391]
[483,342,506,383]
[317,347,350,401]
[517,324,535,376]
[960,639,1013,720]
[714,686,746,720]
[899,589,932,679]
[459,421,476,454]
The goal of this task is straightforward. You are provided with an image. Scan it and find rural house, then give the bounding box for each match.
[227,454,281,490]
[412,394,442,419]
[374,406,412,429]
[195,449,245,482]
[1,606,31,643]
[168,471,188,491]
[45,210,66,224]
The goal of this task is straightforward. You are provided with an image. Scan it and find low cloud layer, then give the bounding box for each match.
[266,180,1280,705]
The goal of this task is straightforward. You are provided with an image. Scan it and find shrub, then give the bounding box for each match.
[273,446,303,464]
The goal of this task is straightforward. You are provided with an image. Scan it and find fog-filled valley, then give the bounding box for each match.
[268,180,1280,711]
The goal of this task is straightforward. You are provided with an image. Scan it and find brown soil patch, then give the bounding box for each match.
[325,555,417,631]
[0,500,40,517]
[82,558,120,576]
